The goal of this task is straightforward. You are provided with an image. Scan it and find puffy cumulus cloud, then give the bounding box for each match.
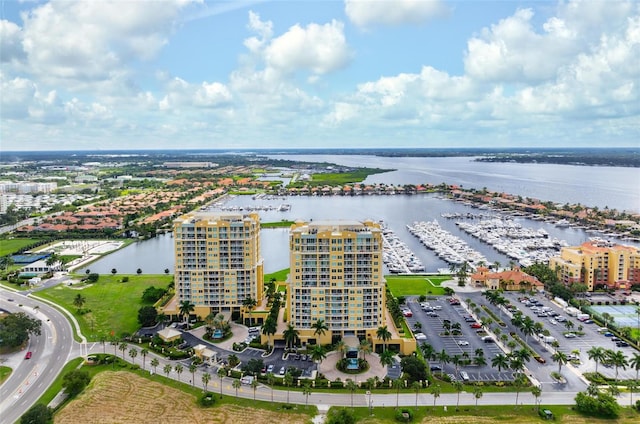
[158,77,232,110]
[464,8,579,83]
[20,0,199,84]
[1,20,26,65]
[265,20,351,76]
[345,0,448,28]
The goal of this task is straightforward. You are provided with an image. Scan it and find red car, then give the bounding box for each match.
[25,351,32,359]
[470,323,482,328]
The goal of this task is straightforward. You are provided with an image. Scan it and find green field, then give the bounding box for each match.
[35,274,172,340]
[0,238,40,256]
[0,366,11,384]
[265,269,290,283]
[289,168,388,187]
[261,221,295,228]
[385,275,451,296]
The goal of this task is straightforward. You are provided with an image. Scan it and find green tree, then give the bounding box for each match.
[163,363,172,378]
[345,379,357,408]
[431,384,441,409]
[242,296,257,326]
[175,364,183,382]
[453,380,464,410]
[359,339,372,362]
[326,408,356,424]
[189,363,198,386]
[302,381,312,406]
[62,370,91,397]
[400,355,428,383]
[251,377,259,400]
[283,324,299,350]
[140,348,149,370]
[607,350,628,383]
[137,306,158,327]
[587,346,607,375]
[266,372,276,402]
[473,385,483,411]
[0,312,42,348]
[284,371,294,403]
[178,300,195,325]
[73,293,86,311]
[202,372,211,393]
[491,353,510,373]
[232,378,241,396]
[128,347,138,364]
[150,358,159,374]
[412,381,422,409]
[312,318,329,339]
[261,317,277,351]
[393,378,404,408]
[376,325,392,352]
[531,386,542,412]
[20,404,52,424]
[379,349,395,368]
[217,367,226,398]
[118,342,127,359]
[552,351,568,374]
[310,344,327,365]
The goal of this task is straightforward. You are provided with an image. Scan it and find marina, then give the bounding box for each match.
[455,218,568,267]
[407,220,488,268]
[380,223,425,274]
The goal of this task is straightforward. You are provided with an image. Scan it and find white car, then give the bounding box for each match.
[549,319,557,325]
[457,340,469,346]
[414,332,427,340]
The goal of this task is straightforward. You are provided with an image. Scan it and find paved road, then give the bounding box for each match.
[0,289,76,424]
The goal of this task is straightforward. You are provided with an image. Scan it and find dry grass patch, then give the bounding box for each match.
[54,371,311,424]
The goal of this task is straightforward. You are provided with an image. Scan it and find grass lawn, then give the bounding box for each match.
[385,275,451,297]
[348,404,640,423]
[265,269,289,283]
[0,366,11,384]
[35,274,172,340]
[0,238,40,256]
[262,221,295,228]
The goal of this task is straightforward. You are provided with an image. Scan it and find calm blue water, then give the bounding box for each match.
[81,156,640,274]
[81,194,638,275]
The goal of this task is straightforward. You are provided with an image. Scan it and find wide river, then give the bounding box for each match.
[80,155,640,275]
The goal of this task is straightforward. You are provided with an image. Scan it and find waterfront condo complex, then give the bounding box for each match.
[287,220,389,347]
[549,239,640,291]
[170,211,264,319]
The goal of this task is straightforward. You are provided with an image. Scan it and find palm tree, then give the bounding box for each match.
[335,340,347,359]
[217,367,226,398]
[242,296,257,326]
[379,349,395,368]
[251,378,259,400]
[531,386,542,413]
[310,344,327,365]
[202,372,211,393]
[128,347,138,364]
[345,379,357,408]
[411,381,422,408]
[118,342,128,359]
[140,348,148,370]
[284,371,294,403]
[266,372,276,402]
[175,364,183,382]
[178,300,195,326]
[312,318,329,339]
[520,316,536,344]
[473,385,483,410]
[163,363,172,378]
[393,378,404,408]
[189,363,197,386]
[302,381,312,406]
[629,352,640,382]
[157,313,169,329]
[492,353,510,373]
[151,358,159,374]
[436,349,450,377]
[628,380,639,407]
[607,350,628,383]
[564,320,575,332]
[421,343,435,361]
[283,324,299,350]
[431,384,441,409]
[111,268,117,275]
[376,325,392,352]
[474,355,487,367]
[262,317,277,350]
[552,351,568,374]
[511,349,531,365]
[453,380,464,410]
[587,346,606,375]
[513,374,527,408]
[232,379,241,397]
[359,339,372,362]
[73,293,86,311]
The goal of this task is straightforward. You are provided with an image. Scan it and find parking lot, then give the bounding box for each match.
[404,295,515,382]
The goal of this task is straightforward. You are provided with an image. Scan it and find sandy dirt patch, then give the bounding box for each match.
[54,371,312,424]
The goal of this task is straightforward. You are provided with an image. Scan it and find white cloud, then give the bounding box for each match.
[345,0,447,28]
[19,0,198,85]
[0,20,26,65]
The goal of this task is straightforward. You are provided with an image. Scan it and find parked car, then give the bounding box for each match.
[457,340,469,346]
[402,310,413,317]
[534,356,546,364]
[430,365,442,371]
[616,341,629,347]
[603,332,614,337]
[25,351,32,360]
[414,332,427,340]
[267,364,274,373]
[279,366,286,375]
[470,322,482,328]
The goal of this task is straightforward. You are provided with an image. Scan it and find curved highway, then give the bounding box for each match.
[0,289,75,424]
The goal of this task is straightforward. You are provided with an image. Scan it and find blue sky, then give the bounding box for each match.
[1,0,639,151]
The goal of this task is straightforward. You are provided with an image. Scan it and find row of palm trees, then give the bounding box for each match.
[586,346,640,383]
